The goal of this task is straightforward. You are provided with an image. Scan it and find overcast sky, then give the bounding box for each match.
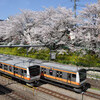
[0,0,97,19]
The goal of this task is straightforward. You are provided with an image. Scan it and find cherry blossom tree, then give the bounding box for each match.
[31,7,76,50]
[1,5,99,55]
[0,7,77,51]
[72,3,100,54]
[5,10,36,45]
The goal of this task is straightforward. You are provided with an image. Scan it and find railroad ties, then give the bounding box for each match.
[84,91,100,100]
[0,84,28,100]
[1,73,100,100]
[36,87,76,100]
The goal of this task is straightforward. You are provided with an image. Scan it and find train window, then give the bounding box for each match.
[67,73,71,80]
[56,71,63,78]
[60,72,62,78]
[49,69,53,75]
[44,68,46,74]
[24,70,27,73]
[41,68,46,74]
[56,71,59,77]
[71,74,76,82]
[22,70,27,76]
[0,63,2,68]
[4,65,8,70]
[21,69,23,73]
[72,74,76,78]
[41,68,43,72]
[21,69,24,76]
[9,66,12,72]
[14,67,19,74]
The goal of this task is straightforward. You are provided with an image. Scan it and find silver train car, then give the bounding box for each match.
[0,54,87,92]
[0,54,41,85]
[40,62,86,92]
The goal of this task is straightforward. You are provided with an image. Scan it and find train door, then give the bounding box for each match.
[41,68,46,78]
[49,69,53,76]
[71,74,76,82]
[21,69,24,78]
[13,67,15,76]
[14,67,19,76]
[67,73,71,84]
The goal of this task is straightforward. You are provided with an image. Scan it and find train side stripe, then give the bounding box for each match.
[0,68,30,80]
[44,74,80,85]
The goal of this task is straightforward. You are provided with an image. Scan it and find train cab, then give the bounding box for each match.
[27,65,40,83]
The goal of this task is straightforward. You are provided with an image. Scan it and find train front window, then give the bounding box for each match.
[29,65,40,77]
[79,69,86,82]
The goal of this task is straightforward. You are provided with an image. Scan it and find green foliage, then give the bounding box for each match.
[56,51,100,68]
[0,47,100,68]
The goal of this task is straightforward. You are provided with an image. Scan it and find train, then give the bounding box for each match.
[40,62,86,92]
[0,54,41,85]
[0,54,87,92]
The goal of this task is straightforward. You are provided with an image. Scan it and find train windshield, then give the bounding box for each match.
[79,69,86,82]
[29,65,40,78]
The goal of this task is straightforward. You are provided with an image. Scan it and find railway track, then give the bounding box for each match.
[0,85,28,100]
[40,79,100,100]
[1,73,100,100]
[36,86,76,100]
[84,91,100,100]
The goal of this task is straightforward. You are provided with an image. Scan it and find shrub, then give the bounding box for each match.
[0,47,99,68]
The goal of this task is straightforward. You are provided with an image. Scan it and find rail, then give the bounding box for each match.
[0,85,28,100]
[84,91,100,100]
[1,73,100,100]
[36,86,76,100]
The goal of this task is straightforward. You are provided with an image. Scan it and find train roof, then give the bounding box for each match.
[0,54,82,72]
[41,62,82,72]
[0,54,42,69]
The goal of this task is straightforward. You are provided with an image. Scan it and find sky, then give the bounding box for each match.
[0,0,98,20]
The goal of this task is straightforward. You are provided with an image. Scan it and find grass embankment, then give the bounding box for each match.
[91,88,100,91]
[0,47,100,68]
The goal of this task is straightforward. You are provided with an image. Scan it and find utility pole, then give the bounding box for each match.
[98,0,100,4]
[71,0,79,18]
[74,0,77,18]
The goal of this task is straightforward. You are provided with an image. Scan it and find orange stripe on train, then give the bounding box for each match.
[43,74,80,85]
[0,68,30,80]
